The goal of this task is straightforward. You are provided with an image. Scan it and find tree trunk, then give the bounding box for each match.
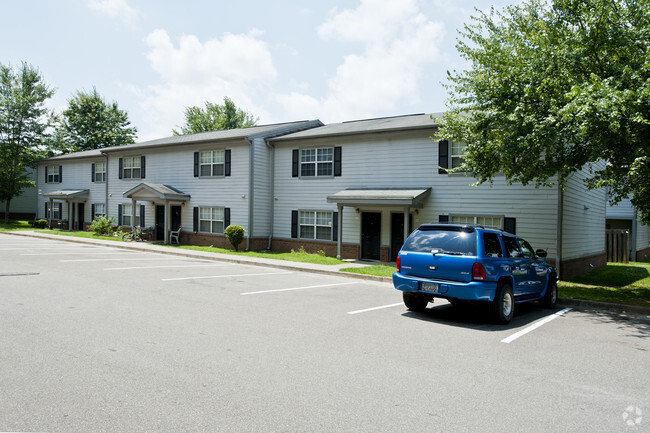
[4,197,11,225]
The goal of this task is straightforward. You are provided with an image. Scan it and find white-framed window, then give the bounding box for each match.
[451,215,503,229]
[200,150,225,177]
[450,141,467,169]
[199,207,225,233]
[299,210,333,240]
[301,148,333,177]
[122,204,140,227]
[94,203,106,218]
[47,166,60,183]
[122,156,141,179]
[46,202,62,219]
[94,162,106,182]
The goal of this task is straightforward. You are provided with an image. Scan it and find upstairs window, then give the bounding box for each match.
[450,141,467,169]
[122,156,141,179]
[438,141,467,173]
[201,150,225,177]
[46,166,61,183]
[92,162,106,182]
[293,147,341,178]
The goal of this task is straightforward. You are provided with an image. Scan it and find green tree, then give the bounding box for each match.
[173,96,258,135]
[0,62,54,224]
[438,0,650,223]
[54,87,137,153]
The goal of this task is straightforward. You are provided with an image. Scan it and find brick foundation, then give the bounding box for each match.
[271,238,360,260]
[560,252,607,280]
[636,247,650,262]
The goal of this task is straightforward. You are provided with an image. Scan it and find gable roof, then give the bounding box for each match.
[270,113,442,142]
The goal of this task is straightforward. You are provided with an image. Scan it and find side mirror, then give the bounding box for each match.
[536,249,548,258]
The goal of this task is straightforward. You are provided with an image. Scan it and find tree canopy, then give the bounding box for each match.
[438,0,650,223]
[53,87,137,153]
[0,62,54,223]
[173,97,258,135]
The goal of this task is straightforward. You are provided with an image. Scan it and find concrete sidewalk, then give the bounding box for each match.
[1,230,390,282]
[3,230,648,315]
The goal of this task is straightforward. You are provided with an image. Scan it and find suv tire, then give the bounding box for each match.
[542,279,558,309]
[403,292,430,312]
[492,283,514,324]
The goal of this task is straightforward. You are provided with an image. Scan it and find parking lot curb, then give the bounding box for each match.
[558,297,650,316]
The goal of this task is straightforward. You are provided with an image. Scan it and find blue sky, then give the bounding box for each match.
[2,0,516,141]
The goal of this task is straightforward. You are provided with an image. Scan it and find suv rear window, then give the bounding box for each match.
[403,227,477,256]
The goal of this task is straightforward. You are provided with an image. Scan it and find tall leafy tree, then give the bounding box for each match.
[438,0,650,223]
[173,96,258,135]
[0,62,54,224]
[55,87,137,153]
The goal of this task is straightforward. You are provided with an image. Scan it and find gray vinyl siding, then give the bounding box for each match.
[250,137,272,237]
[637,221,650,251]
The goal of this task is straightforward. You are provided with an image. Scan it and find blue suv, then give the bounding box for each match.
[393,224,557,323]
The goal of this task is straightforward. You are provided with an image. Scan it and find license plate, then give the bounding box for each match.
[421,282,439,293]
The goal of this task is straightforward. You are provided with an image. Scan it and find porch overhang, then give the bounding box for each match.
[42,189,89,200]
[326,187,431,208]
[122,183,190,201]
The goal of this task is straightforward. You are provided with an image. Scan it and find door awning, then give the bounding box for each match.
[327,187,431,207]
[42,189,89,200]
[123,183,190,201]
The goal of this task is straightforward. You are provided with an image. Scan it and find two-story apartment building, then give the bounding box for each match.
[36,113,650,279]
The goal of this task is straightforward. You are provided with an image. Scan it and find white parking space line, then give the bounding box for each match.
[105,263,224,271]
[347,303,404,315]
[0,246,98,250]
[501,308,573,344]
[162,271,292,281]
[23,252,137,256]
[62,257,173,262]
[241,282,357,295]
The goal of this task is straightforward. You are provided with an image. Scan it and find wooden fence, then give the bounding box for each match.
[606,229,630,263]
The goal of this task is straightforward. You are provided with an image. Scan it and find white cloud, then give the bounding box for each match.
[88,0,136,23]
[277,0,445,122]
[133,29,277,140]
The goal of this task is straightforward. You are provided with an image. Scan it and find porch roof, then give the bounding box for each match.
[42,189,89,200]
[327,187,431,207]
[123,183,190,201]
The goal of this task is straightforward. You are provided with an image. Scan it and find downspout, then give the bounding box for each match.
[101,151,109,223]
[556,173,564,279]
[246,138,254,251]
[265,139,275,251]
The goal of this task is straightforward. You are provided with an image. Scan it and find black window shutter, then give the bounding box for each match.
[194,152,199,177]
[45,167,48,183]
[332,211,338,241]
[118,204,123,226]
[59,166,63,182]
[334,146,342,176]
[91,204,95,219]
[292,150,299,177]
[91,163,95,182]
[504,217,516,234]
[438,140,449,174]
[439,215,449,223]
[224,207,230,229]
[45,203,48,218]
[140,205,145,227]
[140,156,146,178]
[225,149,231,176]
[193,207,199,232]
[119,158,123,179]
[291,210,298,238]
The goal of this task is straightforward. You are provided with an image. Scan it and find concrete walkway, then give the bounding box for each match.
[3,230,648,315]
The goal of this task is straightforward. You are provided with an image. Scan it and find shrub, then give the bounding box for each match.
[35,219,48,229]
[224,225,245,251]
[88,216,115,236]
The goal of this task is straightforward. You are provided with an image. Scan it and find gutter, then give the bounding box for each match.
[246,138,254,251]
[101,151,109,221]
[265,139,275,251]
[556,174,564,279]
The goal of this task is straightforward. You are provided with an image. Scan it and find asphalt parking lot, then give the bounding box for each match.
[1,233,648,432]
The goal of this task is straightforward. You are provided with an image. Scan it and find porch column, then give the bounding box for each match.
[337,204,343,260]
[131,198,137,232]
[68,200,73,231]
[404,206,410,244]
[164,199,170,244]
[48,198,53,228]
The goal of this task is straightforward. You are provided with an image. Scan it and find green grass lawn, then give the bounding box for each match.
[559,261,650,307]
[169,244,346,265]
[339,264,396,277]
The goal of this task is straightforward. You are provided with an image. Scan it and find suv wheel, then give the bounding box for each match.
[492,283,514,324]
[403,292,430,312]
[542,279,558,309]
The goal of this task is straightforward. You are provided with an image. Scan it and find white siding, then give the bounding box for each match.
[561,164,607,261]
[607,195,635,219]
[637,221,650,252]
[251,137,272,237]
[0,168,36,214]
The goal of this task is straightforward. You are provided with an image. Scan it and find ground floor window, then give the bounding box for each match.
[199,207,225,233]
[46,202,62,220]
[300,210,333,240]
[93,203,106,218]
[122,204,140,227]
[451,215,503,229]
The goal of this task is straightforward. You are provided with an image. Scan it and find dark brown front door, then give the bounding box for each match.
[361,212,381,260]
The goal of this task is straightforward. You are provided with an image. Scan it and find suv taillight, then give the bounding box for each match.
[472,262,486,281]
[396,255,401,273]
